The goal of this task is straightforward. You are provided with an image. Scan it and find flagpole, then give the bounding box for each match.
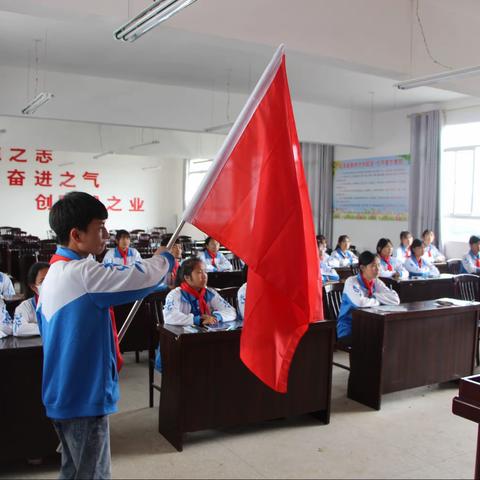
[118,220,186,343]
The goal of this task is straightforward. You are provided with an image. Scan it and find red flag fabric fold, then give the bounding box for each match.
[183,46,322,393]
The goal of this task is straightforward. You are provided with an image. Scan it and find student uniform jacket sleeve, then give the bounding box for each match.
[217,253,233,272]
[404,258,440,277]
[163,288,195,326]
[237,283,247,320]
[132,248,143,263]
[80,253,172,308]
[0,273,15,297]
[0,300,12,337]
[462,253,480,274]
[102,248,115,264]
[344,279,381,308]
[373,278,400,305]
[379,258,409,280]
[325,253,340,268]
[13,298,40,336]
[208,288,237,322]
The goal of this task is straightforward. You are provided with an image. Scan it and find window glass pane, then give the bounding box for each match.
[453,150,474,215]
[184,158,213,207]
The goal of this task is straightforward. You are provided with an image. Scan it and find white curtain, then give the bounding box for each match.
[301,142,334,241]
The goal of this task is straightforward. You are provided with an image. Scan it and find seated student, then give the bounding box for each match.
[376,238,408,280]
[422,229,446,262]
[318,238,340,283]
[404,239,440,278]
[155,235,183,291]
[12,262,50,337]
[0,270,15,298]
[336,251,400,346]
[163,257,237,326]
[330,235,359,267]
[237,282,247,320]
[103,229,142,266]
[394,231,413,263]
[461,235,480,274]
[199,237,233,272]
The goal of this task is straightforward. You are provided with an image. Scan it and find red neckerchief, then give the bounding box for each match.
[360,274,374,298]
[172,259,179,280]
[477,258,480,268]
[180,281,211,315]
[206,249,217,267]
[49,252,124,372]
[416,256,423,268]
[426,245,432,257]
[382,256,393,271]
[117,247,128,265]
[405,246,411,258]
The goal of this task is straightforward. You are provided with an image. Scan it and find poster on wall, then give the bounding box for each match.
[333,154,410,221]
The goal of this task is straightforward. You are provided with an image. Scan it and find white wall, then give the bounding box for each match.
[0,64,372,148]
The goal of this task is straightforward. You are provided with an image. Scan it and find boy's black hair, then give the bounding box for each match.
[469,235,480,245]
[49,192,108,245]
[376,238,392,254]
[26,262,50,298]
[115,229,130,241]
[317,234,327,244]
[358,250,377,267]
[160,234,181,247]
[175,257,204,287]
[411,238,423,250]
[400,230,412,240]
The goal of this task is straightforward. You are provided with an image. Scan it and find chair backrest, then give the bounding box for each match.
[351,265,360,275]
[216,286,240,310]
[230,256,243,271]
[447,258,463,275]
[323,282,345,320]
[453,274,480,301]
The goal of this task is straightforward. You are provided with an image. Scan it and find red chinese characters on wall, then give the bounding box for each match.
[2,147,146,213]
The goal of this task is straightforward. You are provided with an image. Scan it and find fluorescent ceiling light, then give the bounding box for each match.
[129,140,160,150]
[21,92,54,115]
[114,0,197,43]
[93,150,114,159]
[142,165,163,171]
[395,65,480,90]
[204,122,234,133]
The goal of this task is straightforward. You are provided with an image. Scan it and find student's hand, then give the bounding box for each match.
[154,246,168,255]
[392,272,400,280]
[201,314,218,325]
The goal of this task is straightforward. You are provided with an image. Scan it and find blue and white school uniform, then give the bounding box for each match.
[337,275,400,339]
[330,248,358,267]
[199,250,233,272]
[379,256,409,280]
[237,283,247,320]
[163,286,237,326]
[0,300,12,338]
[320,259,340,283]
[394,245,411,264]
[461,251,480,274]
[13,297,40,336]
[37,246,173,419]
[0,271,15,297]
[324,252,340,268]
[422,244,446,263]
[404,256,440,278]
[103,247,142,266]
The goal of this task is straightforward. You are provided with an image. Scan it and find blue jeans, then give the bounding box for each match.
[52,416,111,480]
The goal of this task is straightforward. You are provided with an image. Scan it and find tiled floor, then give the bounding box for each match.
[1,352,474,479]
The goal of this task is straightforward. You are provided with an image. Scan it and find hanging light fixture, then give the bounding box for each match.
[22,39,54,115]
[114,0,197,43]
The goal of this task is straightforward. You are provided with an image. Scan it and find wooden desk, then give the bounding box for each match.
[206,270,246,288]
[336,266,354,281]
[158,321,335,451]
[382,274,455,303]
[348,300,479,410]
[435,262,449,274]
[0,336,58,463]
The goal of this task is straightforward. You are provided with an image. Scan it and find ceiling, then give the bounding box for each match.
[0,0,478,115]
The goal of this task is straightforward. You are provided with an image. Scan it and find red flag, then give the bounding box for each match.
[183,45,322,393]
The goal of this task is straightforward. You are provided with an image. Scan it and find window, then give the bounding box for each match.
[441,123,480,242]
[184,158,213,207]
